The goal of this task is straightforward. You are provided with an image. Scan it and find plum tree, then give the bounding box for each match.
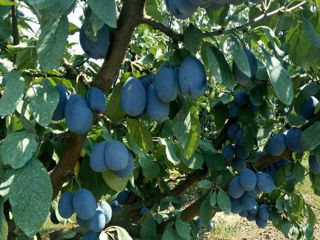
[90,141,108,172]
[256,172,275,193]
[239,168,257,191]
[300,96,319,119]
[234,90,249,106]
[52,85,69,121]
[87,206,106,232]
[145,84,169,122]
[227,123,240,140]
[154,62,179,102]
[58,191,74,219]
[228,176,245,199]
[65,94,93,134]
[79,25,110,59]
[267,133,286,156]
[179,56,207,98]
[222,144,235,162]
[165,0,198,19]
[120,77,146,117]
[308,155,320,174]
[86,87,106,114]
[285,128,304,153]
[233,49,257,86]
[73,189,97,220]
[104,140,129,171]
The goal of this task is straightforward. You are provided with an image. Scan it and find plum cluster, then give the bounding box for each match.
[228,168,275,228]
[165,0,262,19]
[90,140,134,178]
[79,24,110,59]
[57,189,112,238]
[300,96,319,120]
[121,56,207,122]
[52,85,106,134]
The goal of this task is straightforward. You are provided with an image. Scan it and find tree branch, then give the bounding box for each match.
[50,0,147,199]
[11,0,19,65]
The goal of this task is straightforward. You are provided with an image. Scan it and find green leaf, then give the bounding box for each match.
[88,0,117,28]
[114,226,133,240]
[0,198,8,240]
[183,24,203,54]
[0,130,38,169]
[302,18,320,48]
[199,197,212,226]
[0,169,15,197]
[27,0,49,4]
[16,47,38,70]
[106,83,126,123]
[210,192,217,207]
[141,217,157,240]
[145,0,163,22]
[126,134,160,179]
[162,225,183,240]
[26,79,59,127]
[197,179,213,189]
[307,205,316,227]
[263,49,293,105]
[229,36,251,77]
[301,121,320,151]
[182,151,204,170]
[102,170,128,192]
[126,119,154,151]
[175,218,190,239]
[36,14,68,71]
[217,189,231,214]
[0,0,18,5]
[201,43,222,84]
[9,159,52,237]
[159,139,180,165]
[0,71,25,117]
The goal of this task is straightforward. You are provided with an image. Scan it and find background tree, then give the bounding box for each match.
[0,0,320,239]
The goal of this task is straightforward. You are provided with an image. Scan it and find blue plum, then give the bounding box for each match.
[77,215,88,228]
[116,191,129,205]
[239,168,257,191]
[86,87,106,114]
[146,84,169,122]
[235,129,244,143]
[65,94,93,134]
[80,25,110,59]
[104,141,129,171]
[73,189,97,220]
[267,133,286,156]
[222,144,235,162]
[231,198,243,214]
[111,200,120,211]
[154,62,179,102]
[233,49,257,86]
[120,77,146,117]
[239,209,248,217]
[247,213,256,221]
[228,176,245,199]
[139,74,154,90]
[100,201,112,224]
[113,151,134,178]
[82,231,99,240]
[255,217,267,228]
[228,123,240,140]
[233,158,246,171]
[234,90,249,106]
[207,220,214,230]
[90,141,108,172]
[247,187,260,197]
[50,211,59,224]
[309,155,320,174]
[285,128,304,153]
[179,56,207,98]
[58,191,74,219]
[240,192,257,210]
[248,204,258,215]
[300,96,319,119]
[228,105,239,119]
[258,204,269,220]
[52,85,69,121]
[235,144,249,160]
[256,172,275,193]
[139,207,148,216]
[87,206,106,232]
[165,0,198,19]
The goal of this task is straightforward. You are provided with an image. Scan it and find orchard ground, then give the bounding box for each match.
[41,158,320,240]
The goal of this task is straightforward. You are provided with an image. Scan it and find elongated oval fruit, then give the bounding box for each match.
[104,140,129,171]
[58,191,74,219]
[73,189,97,220]
[113,152,134,178]
[90,141,108,172]
[146,84,169,122]
[120,77,146,117]
[179,56,207,98]
[86,87,106,114]
[87,206,106,232]
[154,62,179,102]
[52,85,69,121]
[267,133,286,156]
[80,25,110,59]
[165,0,198,19]
[65,94,93,134]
